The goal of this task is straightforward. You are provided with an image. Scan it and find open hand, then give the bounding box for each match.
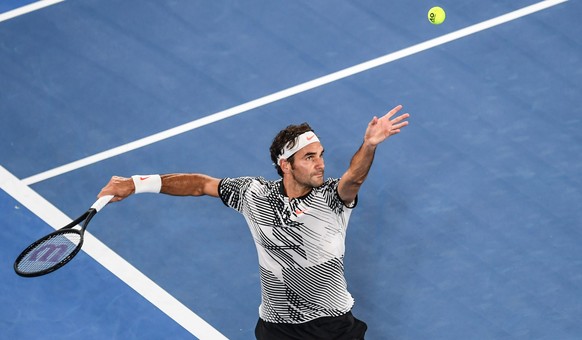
[364,105,410,146]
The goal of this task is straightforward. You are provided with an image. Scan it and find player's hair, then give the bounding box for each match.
[270,122,314,177]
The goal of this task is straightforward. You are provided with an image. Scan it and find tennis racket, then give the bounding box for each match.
[14,195,114,277]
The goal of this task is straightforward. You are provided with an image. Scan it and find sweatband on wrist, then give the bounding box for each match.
[132,175,162,194]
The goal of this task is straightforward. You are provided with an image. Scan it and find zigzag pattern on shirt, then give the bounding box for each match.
[259,258,351,323]
[219,176,355,323]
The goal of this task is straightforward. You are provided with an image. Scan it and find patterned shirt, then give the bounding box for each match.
[219,176,356,324]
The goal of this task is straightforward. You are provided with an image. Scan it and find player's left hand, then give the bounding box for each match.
[364,105,410,146]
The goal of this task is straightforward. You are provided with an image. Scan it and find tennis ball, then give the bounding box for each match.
[428,6,446,25]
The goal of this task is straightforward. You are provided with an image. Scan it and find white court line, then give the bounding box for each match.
[20,0,568,186]
[0,0,65,23]
[0,165,227,340]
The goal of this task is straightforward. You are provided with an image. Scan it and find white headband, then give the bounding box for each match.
[277,131,320,165]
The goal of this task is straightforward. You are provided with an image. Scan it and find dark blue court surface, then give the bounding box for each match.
[0,0,36,12]
[2,0,582,339]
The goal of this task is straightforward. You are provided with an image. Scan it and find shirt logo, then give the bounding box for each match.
[295,208,308,215]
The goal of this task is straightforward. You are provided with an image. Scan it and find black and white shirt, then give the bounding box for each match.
[219,177,356,324]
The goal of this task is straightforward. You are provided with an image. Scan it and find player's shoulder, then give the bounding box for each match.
[221,176,278,190]
[322,177,340,187]
[313,178,340,193]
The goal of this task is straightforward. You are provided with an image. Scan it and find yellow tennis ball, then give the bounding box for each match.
[428,6,446,25]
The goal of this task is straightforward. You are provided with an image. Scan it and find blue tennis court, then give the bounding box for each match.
[2,0,581,338]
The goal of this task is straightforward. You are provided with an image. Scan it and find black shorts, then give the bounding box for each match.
[255,311,367,340]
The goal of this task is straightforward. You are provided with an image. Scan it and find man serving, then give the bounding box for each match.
[98,104,410,339]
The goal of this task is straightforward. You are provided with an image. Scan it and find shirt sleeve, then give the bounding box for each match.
[218,177,255,212]
[321,178,358,213]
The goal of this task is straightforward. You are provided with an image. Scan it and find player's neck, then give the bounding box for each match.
[282,176,312,199]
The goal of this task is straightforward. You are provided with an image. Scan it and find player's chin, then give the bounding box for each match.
[312,174,325,187]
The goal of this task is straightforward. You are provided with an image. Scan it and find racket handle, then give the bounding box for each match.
[91,195,114,212]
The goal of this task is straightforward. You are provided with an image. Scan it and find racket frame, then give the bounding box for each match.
[14,208,98,277]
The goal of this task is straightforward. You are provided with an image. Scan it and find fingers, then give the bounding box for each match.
[382,105,410,137]
[392,114,410,126]
[373,105,409,126]
[395,112,410,121]
[97,176,133,202]
[97,189,120,201]
[392,120,409,130]
[385,104,403,119]
[383,106,410,128]
[109,196,126,202]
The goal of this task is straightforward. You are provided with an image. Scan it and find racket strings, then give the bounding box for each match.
[16,232,82,274]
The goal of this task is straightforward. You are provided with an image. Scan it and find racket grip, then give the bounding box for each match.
[91,195,114,212]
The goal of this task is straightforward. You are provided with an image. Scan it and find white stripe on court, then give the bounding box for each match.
[20,0,568,186]
[0,165,227,340]
[0,0,65,23]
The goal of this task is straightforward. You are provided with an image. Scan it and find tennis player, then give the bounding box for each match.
[98,105,409,339]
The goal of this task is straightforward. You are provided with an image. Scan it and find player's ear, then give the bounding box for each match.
[280,159,291,174]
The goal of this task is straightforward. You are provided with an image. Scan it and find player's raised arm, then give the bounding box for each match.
[98,173,221,202]
[338,105,410,205]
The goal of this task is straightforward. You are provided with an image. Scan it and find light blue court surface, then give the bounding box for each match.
[1,0,582,339]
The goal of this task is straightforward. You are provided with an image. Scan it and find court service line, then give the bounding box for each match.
[21,0,568,186]
[0,165,227,340]
[0,0,65,23]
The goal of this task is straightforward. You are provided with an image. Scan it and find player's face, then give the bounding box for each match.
[289,142,325,188]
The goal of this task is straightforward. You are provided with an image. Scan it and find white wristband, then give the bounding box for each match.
[132,175,162,194]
